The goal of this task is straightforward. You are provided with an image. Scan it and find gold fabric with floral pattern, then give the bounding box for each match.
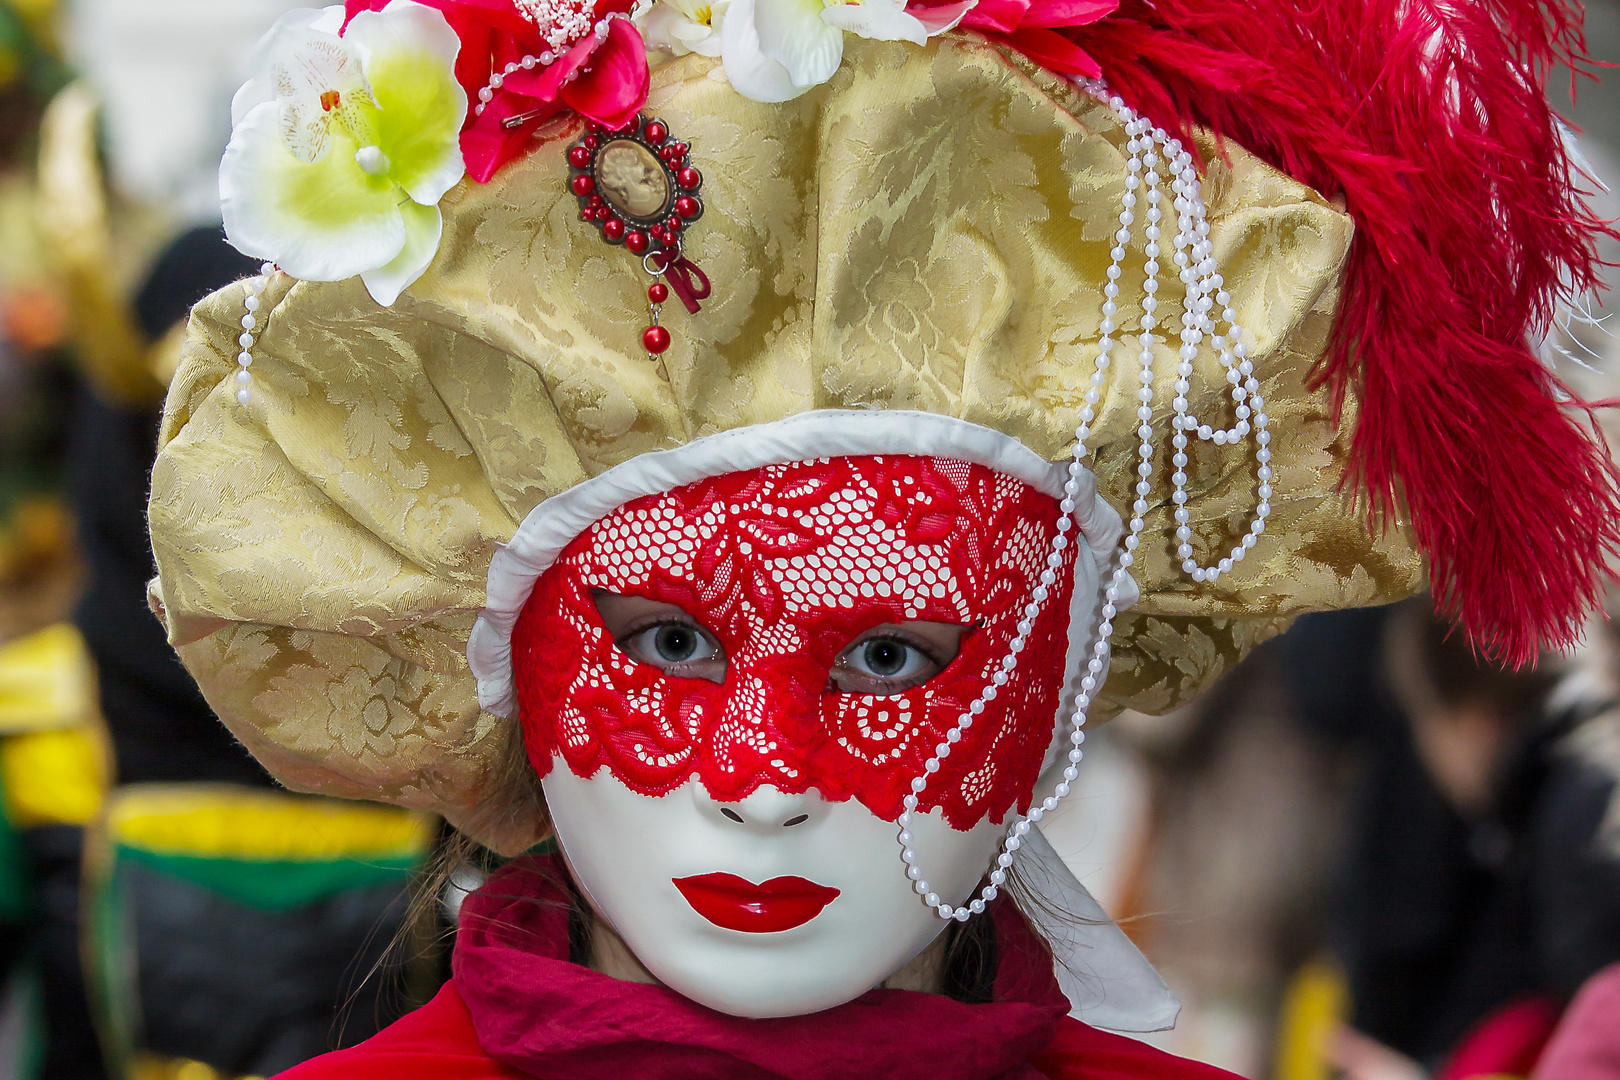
[148,35,1420,853]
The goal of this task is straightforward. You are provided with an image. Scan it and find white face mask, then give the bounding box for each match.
[486,441,1171,1030]
[514,455,1089,1017]
[543,768,1005,1018]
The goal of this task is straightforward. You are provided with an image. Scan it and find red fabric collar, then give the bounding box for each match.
[451,855,1071,1080]
[275,855,1244,1080]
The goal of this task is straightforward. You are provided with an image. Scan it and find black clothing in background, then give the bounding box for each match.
[1278,608,1620,1069]
[125,865,408,1074]
[29,826,104,1080]
[65,388,268,787]
[132,226,263,343]
[68,226,268,787]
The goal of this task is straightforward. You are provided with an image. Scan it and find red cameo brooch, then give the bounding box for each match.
[568,114,710,360]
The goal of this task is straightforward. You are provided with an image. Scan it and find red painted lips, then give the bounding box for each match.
[673,873,840,933]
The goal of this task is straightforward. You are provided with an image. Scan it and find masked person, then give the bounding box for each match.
[144,0,1615,1074]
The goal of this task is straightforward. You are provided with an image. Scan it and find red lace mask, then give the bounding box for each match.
[512,456,1079,829]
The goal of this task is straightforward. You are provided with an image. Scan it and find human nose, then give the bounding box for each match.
[694,784,820,834]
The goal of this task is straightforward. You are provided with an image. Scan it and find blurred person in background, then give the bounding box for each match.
[1093,592,1620,1080]
[1273,599,1620,1080]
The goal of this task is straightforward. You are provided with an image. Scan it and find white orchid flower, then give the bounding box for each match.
[220,2,467,307]
[721,0,973,102]
[638,0,732,57]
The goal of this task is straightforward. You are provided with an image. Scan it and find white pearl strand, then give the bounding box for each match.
[898,87,1272,921]
[233,262,274,406]
[471,11,631,118]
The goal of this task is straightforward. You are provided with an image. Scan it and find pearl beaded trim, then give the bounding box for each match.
[897,84,1273,922]
[470,10,633,118]
[232,262,274,406]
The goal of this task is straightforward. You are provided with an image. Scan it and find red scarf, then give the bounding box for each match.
[278,856,1239,1080]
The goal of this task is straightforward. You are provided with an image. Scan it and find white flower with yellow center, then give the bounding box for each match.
[638,0,732,57]
[220,2,467,307]
[720,0,973,101]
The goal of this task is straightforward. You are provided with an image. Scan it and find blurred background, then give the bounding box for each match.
[0,2,1616,1079]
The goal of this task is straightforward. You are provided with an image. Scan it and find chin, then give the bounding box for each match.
[650,949,898,1018]
[615,899,938,1017]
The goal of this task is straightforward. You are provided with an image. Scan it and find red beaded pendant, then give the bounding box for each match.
[567,114,709,362]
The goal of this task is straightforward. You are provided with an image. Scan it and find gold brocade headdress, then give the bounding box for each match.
[149,35,1420,853]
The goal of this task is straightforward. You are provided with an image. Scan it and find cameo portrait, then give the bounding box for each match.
[596,139,672,221]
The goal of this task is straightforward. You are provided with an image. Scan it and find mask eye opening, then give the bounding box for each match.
[591,589,728,684]
[827,620,969,698]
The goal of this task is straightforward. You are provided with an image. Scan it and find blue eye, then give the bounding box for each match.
[830,628,958,696]
[621,621,723,679]
[852,638,926,680]
[649,624,707,663]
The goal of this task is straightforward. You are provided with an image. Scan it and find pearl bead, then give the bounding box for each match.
[235,388,251,405]
[893,89,1270,925]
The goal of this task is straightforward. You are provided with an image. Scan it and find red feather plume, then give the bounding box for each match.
[1056,0,1620,663]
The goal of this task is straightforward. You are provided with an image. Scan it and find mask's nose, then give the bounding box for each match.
[695,783,820,834]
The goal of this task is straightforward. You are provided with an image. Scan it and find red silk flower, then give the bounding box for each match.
[911,0,1117,78]
[344,0,651,183]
